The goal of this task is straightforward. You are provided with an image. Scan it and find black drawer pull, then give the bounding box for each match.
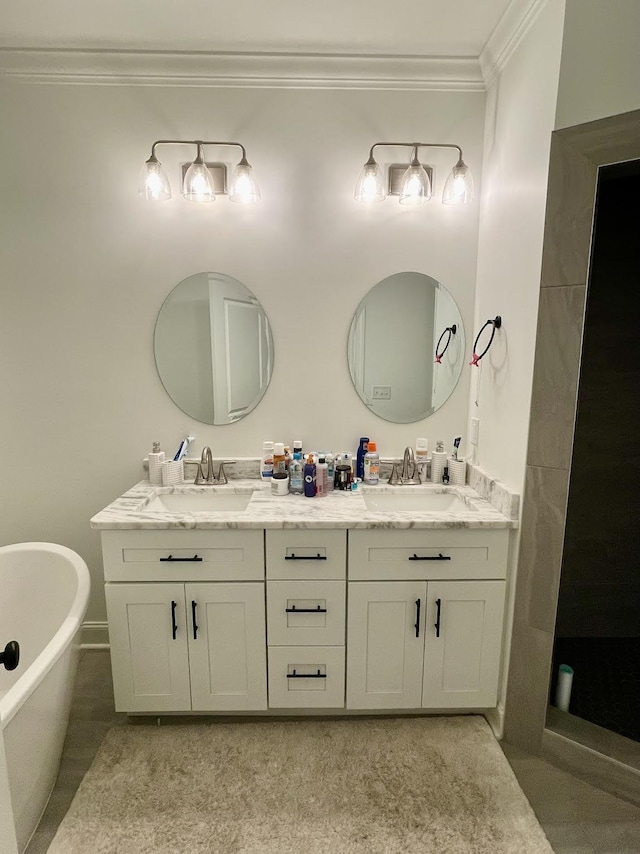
[160,554,203,562]
[171,600,178,639]
[408,553,451,561]
[284,553,327,561]
[434,598,442,638]
[415,598,421,638]
[286,669,327,679]
[285,605,328,613]
[192,600,198,640]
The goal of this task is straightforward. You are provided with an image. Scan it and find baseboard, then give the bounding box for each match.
[80,621,110,649]
[485,703,505,739]
[542,727,640,806]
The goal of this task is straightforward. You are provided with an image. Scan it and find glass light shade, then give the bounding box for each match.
[138,157,171,201]
[182,159,215,202]
[229,161,260,204]
[354,160,386,203]
[442,160,474,204]
[399,163,432,205]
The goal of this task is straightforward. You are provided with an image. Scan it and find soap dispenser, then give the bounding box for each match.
[149,441,165,486]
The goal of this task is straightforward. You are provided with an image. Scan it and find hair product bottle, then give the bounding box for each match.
[363,441,380,484]
[316,456,328,496]
[356,438,369,479]
[304,455,317,497]
[289,453,304,494]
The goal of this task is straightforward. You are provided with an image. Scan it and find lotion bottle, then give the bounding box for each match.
[149,441,165,485]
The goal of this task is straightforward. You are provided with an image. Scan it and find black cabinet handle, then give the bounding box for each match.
[285,605,327,613]
[160,554,203,562]
[415,599,421,638]
[191,600,198,640]
[284,553,327,561]
[408,553,451,561]
[434,598,442,638]
[0,640,19,671]
[171,601,178,639]
[286,669,327,679]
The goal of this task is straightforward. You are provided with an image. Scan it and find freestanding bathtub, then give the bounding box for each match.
[0,543,90,853]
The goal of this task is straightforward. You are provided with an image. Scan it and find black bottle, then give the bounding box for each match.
[442,466,450,484]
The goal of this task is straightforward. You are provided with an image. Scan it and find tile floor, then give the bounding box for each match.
[24,650,640,854]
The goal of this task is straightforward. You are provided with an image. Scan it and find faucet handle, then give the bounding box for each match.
[216,460,236,485]
[387,462,401,485]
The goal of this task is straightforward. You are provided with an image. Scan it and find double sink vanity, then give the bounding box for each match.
[92,465,518,718]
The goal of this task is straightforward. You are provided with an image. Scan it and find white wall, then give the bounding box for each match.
[556,0,640,129]
[0,81,484,621]
[469,0,565,493]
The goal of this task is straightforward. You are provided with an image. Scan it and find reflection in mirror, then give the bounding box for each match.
[348,272,465,423]
[154,272,274,425]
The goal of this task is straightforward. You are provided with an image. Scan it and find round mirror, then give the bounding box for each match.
[154,272,274,425]
[347,272,465,423]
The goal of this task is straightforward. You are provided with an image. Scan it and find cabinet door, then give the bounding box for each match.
[105,583,191,713]
[422,581,506,708]
[187,582,267,711]
[347,582,426,709]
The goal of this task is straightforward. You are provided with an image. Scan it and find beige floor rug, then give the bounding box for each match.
[49,716,553,854]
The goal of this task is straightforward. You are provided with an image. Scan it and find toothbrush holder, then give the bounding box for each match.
[448,458,466,486]
[161,459,184,486]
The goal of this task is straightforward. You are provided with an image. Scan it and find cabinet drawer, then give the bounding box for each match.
[266,530,346,580]
[268,646,345,708]
[102,529,264,582]
[349,529,508,581]
[267,581,345,646]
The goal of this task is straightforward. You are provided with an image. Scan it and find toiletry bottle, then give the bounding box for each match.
[149,441,165,486]
[261,441,274,478]
[316,456,328,497]
[293,439,303,458]
[325,451,335,492]
[289,452,304,494]
[356,438,369,480]
[273,443,286,475]
[416,438,429,463]
[431,439,448,483]
[442,466,450,484]
[284,445,292,472]
[363,441,380,484]
[304,455,317,497]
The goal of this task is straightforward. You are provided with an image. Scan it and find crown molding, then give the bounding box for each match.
[0,47,485,91]
[480,0,549,87]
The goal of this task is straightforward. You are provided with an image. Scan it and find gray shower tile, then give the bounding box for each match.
[540,134,598,290]
[504,624,555,752]
[527,286,586,470]
[516,465,570,634]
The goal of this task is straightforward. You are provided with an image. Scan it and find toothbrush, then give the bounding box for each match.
[452,437,461,461]
[174,435,195,461]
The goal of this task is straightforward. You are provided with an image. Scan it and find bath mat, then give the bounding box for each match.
[48,716,553,853]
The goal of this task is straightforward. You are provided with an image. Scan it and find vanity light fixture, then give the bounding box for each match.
[354,142,474,205]
[138,139,260,204]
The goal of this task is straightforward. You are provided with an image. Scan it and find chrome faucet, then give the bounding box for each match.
[195,447,215,484]
[395,446,422,485]
[191,448,235,485]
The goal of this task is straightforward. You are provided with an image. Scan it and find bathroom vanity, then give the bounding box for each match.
[91,474,517,717]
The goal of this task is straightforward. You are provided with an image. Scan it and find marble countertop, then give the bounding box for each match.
[90,479,518,530]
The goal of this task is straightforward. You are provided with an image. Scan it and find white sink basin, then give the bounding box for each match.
[362,490,469,513]
[143,490,253,513]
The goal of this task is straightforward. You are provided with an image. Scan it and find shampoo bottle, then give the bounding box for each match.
[304,455,317,497]
[316,456,328,496]
[289,453,304,494]
[261,441,274,478]
[149,441,165,486]
[356,438,369,479]
[363,441,380,484]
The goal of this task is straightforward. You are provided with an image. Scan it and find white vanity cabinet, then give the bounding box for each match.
[346,529,508,711]
[102,530,267,713]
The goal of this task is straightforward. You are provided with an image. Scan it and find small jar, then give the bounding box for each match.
[271,473,289,496]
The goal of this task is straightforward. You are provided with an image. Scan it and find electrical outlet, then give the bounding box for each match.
[470,417,480,446]
[372,386,391,400]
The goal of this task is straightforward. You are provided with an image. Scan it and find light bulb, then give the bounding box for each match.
[442,159,474,204]
[183,146,215,202]
[354,158,385,203]
[138,156,171,201]
[229,159,260,204]
[399,150,431,205]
